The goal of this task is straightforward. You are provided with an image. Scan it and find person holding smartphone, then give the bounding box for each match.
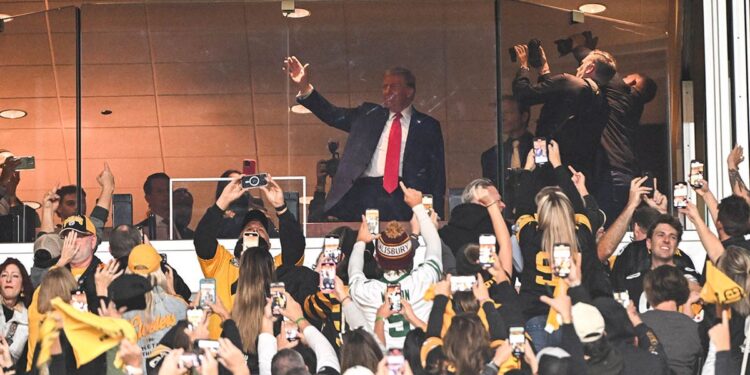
[514,140,612,352]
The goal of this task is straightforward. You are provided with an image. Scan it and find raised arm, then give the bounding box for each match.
[475,185,513,276]
[260,176,305,266]
[548,141,584,213]
[727,145,750,203]
[39,186,60,234]
[515,149,538,216]
[194,176,249,260]
[681,202,725,263]
[90,163,115,241]
[597,177,650,262]
[694,179,719,227]
[401,182,442,267]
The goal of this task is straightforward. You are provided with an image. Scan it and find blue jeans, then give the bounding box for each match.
[525,315,563,352]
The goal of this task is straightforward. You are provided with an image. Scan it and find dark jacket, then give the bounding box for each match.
[438,203,495,255]
[298,89,446,217]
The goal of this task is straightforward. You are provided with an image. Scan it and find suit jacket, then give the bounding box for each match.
[299,90,446,217]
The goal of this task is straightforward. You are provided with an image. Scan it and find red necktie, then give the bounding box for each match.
[383,112,402,193]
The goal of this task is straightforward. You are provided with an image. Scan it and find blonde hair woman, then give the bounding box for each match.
[514,140,612,352]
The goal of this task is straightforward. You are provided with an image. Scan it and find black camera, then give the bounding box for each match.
[241,173,269,189]
[323,139,340,178]
[508,39,544,68]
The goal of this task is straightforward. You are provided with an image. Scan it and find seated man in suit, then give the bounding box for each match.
[285,56,446,221]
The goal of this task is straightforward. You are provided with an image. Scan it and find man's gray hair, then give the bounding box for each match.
[461,178,494,204]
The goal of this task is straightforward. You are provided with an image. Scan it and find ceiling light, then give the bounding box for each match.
[0,14,13,22]
[290,104,311,114]
[23,201,41,210]
[578,3,606,14]
[0,109,27,119]
[284,8,310,18]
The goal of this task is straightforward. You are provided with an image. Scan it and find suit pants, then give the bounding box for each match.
[326,177,412,222]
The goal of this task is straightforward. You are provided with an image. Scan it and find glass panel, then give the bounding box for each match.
[499,0,670,223]
[0,7,78,242]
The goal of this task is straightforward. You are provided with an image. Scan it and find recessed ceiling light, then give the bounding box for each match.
[284,8,310,18]
[578,3,606,14]
[0,14,13,22]
[290,104,311,114]
[0,109,27,119]
[101,109,112,115]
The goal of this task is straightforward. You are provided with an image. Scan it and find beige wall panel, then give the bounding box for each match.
[0,128,68,160]
[160,125,255,157]
[153,62,251,95]
[0,66,57,98]
[59,96,158,128]
[0,98,62,129]
[146,3,245,32]
[79,32,151,64]
[150,32,248,64]
[62,127,163,159]
[157,94,253,127]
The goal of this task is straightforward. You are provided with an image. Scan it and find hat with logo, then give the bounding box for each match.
[59,215,96,237]
[571,302,606,343]
[127,244,161,276]
[241,209,270,232]
[108,274,153,311]
[376,221,418,271]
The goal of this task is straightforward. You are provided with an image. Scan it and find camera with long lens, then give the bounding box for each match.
[323,139,340,178]
[508,39,544,68]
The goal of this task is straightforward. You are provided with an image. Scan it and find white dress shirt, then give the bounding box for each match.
[363,106,413,178]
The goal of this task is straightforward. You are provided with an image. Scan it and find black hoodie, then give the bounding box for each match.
[438,203,495,255]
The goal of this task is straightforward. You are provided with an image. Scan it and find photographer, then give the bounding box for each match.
[512,42,616,187]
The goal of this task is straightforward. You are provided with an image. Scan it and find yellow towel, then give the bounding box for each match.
[36,298,136,369]
[701,261,746,305]
[544,282,568,333]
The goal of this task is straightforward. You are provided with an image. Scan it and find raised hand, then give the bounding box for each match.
[259,174,285,209]
[357,215,376,243]
[216,176,250,211]
[97,162,115,191]
[547,140,561,168]
[95,260,123,297]
[57,231,80,267]
[514,44,529,69]
[283,56,311,93]
[568,166,588,196]
[728,144,744,170]
[400,182,423,208]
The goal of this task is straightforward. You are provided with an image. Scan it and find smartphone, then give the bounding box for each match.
[319,262,336,293]
[14,156,35,170]
[197,339,220,352]
[187,308,204,329]
[509,327,525,357]
[366,209,379,235]
[243,230,260,249]
[450,275,477,292]
[241,173,269,189]
[673,181,689,208]
[386,284,402,312]
[478,234,496,269]
[642,171,655,198]
[71,290,87,312]
[159,253,167,267]
[270,282,287,317]
[199,278,216,308]
[283,318,300,342]
[552,243,571,278]
[613,290,630,308]
[422,194,433,214]
[386,348,404,375]
[323,235,341,264]
[179,353,200,368]
[533,137,548,165]
[689,160,704,188]
[242,159,257,175]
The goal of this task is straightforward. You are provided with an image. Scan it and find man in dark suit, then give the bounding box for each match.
[285,56,445,221]
[481,95,533,219]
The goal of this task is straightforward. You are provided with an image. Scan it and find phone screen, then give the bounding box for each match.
[323,236,341,263]
[613,290,630,308]
[478,234,496,269]
[199,278,216,308]
[187,308,204,328]
[509,327,525,357]
[270,282,286,316]
[366,209,379,235]
[533,137,548,165]
[422,195,433,213]
[690,160,704,188]
[386,348,404,374]
[673,182,689,208]
[243,231,260,249]
[387,284,401,312]
[319,263,336,293]
[450,276,477,292]
[553,244,571,278]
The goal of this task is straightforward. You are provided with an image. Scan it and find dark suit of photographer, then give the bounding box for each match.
[512,44,614,188]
